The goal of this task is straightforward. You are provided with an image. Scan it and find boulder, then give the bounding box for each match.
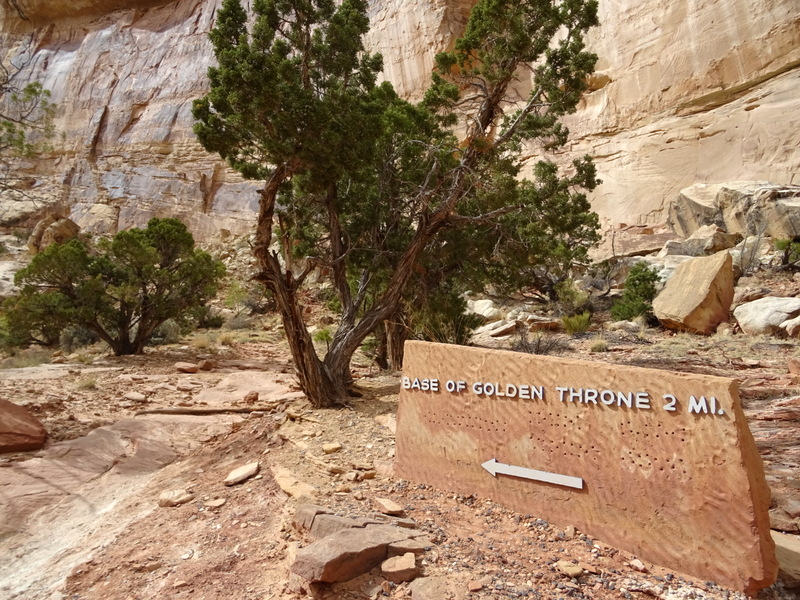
[381,552,418,583]
[733,297,800,336]
[659,225,743,258]
[0,398,47,453]
[467,299,502,321]
[772,531,800,589]
[290,524,414,583]
[653,252,734,334]
[668,182,800,240]
[35,218,81,253]
[223,461,259,486]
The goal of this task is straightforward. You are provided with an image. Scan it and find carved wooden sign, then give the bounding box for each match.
[394,341,777,594]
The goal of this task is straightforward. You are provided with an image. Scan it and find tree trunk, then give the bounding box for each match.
[385,315,407,370]
[252,162,347,408]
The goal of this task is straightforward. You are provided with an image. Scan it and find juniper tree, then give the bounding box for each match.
[5,218,225,355]
[194,0,600,408]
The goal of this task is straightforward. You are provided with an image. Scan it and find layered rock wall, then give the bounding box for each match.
[0,0,798,238]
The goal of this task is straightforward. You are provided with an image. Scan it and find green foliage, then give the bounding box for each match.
[5,218,225,355]
[610,262,660,322]
[313,327,334,351]
[0,77,56,195]
[775,238,800,266]
[196,306,226,329]
[194,0,601,405]
[554,279,591,316]
[561,311,591,335]
[411,289,483,346]
[59,325,99,354]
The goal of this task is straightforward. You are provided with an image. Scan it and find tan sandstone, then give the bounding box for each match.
[0,1,797,238]
[395,341,777,595]
[652,251,734,334]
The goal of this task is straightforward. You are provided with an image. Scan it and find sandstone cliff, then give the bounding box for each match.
[0,0,797,238]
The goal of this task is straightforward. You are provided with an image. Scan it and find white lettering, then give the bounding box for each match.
[569,388,582,403]
[689,395,709,414]
[519,385,530,400]
[600,390,615,405]
[617,391,633,408]
[531,385,544,400]
[662,394,677,411]
[557,387,569,402]
[472,382,483,395]
[505,384,517,398]
[635,392,651,409]
[583,388,598,404]
[402,377,411,390]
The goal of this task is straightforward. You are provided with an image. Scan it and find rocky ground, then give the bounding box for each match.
[0,296,799,600]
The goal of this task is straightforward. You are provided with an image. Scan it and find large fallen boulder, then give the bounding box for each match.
[0,398,47,453]
[733,296,800,336]
[652,251,734,334]
[668,181,800,239]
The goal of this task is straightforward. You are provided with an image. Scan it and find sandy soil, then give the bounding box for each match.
[0,321,798,600]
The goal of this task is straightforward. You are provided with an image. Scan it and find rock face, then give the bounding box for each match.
[0,398,46,453]
[652,251,734,334]
[668,182,800,240]
[0,1,798,238]
[395,341,777,595]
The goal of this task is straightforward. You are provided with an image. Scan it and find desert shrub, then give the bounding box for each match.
[313,327,333,351]
[150,319,182,345]
[589,334,608,353]
[512,329,568,356]
[224,313,253,330]
[561,311,591,335]
[5,218,225,355]
[610,262,660,322]
[59,325,99,354]
[775,238,800,267]
[196,306,225,329]
[554,279,591,316]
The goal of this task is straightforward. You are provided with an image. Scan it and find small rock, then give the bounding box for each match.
[243,391,259,404]
[555,560,583,578]
[323,442,343,454]
[158,489,195,507]
[629,558,648,573]
[564,525,576,540]
[374,497,405,516]
[123,391,146,402]
[381,552,418,583]
[204,498,226,508]
[273,466,318,498]
[139,560,163,572]
[224,462,260,486]
[197,359,216,371]
[175,362,199,373]
[468,580,484,592]
[173,580,189,589]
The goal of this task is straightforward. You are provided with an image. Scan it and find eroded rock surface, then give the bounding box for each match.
[1,1,798,235]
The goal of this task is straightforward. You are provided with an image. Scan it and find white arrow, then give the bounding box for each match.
[481,458,584,490]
